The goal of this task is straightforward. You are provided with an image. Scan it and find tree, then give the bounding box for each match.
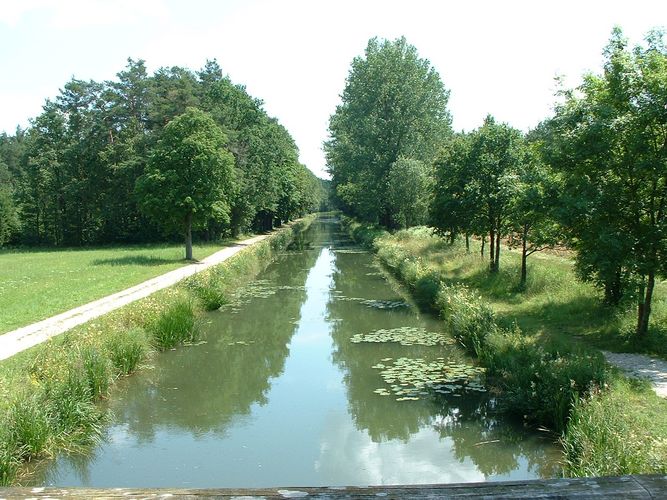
[325,37,451,226]
[508,155,561,288]
[431,133,476,247]
[547,28,667,337]
[387,157,432,229]
[136,108,236,260]
[0,160,19,245]
[466,116,524,273]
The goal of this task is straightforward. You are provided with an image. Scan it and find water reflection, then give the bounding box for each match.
[27,218,558,487]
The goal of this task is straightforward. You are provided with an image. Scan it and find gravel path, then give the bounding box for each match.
[0,235,267,362]
[602,351,667,398]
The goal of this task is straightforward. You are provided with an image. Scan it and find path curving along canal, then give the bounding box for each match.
[27,216,559,487]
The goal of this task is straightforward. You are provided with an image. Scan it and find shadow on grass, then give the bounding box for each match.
[92,255,184,267]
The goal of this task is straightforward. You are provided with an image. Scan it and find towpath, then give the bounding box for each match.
[602,351,667,398]
[0,234,268,362]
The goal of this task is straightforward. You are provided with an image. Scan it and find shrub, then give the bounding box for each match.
[436,284,497,357]
[486,330,608,432]
[43,368,102,435]
[187,274,228,311]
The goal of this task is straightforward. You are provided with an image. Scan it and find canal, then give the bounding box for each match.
[29,216,559,487]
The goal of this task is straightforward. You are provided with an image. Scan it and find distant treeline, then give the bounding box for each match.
[326,30,667,338]
[0,59,330,247]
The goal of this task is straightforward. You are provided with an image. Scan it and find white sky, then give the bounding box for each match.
[1,0,665,178]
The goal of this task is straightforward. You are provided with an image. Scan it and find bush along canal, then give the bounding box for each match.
[24,216,560,487]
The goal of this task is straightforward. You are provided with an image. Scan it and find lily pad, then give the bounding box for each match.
[370,357,486,399]
[350,327,455,347]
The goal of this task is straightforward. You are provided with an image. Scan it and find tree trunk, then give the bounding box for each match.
[489,229,496,272]
[465,233,470,253]
[636,271,655,337]
[520,228,527,288]
[604,269,623,305]
[495,232,501,272]
[184,211,193,261]
[480,235,485,258]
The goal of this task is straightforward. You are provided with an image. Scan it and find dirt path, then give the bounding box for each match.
[0,235,268,362]
[602,351,667,398]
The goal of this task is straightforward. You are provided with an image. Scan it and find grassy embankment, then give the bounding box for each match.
[0,215,315,485]
[344,219,667,477]
[0,242,229,334]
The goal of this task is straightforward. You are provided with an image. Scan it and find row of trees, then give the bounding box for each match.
[0,59,329,250]
[326,31,667,338]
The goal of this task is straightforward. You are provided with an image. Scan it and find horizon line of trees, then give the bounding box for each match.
[0,58,330,251]
[326,29,667,338]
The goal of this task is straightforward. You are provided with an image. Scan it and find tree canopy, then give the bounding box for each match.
[325,37,451,227]
[136,108,236,259]
[0,59,327,248]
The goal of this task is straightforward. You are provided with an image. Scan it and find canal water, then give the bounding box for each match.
[29,216,559,487]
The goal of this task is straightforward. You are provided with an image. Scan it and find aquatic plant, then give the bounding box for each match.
[350,326,454,346]
[372,357,486,400]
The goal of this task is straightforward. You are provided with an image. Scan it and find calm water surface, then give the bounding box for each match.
[29,217,559,487]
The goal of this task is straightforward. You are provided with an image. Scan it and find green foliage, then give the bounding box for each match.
[326,37,451,225]
[563,378,667,476]
[0,58,319,248]
[136,107,236,259]
[387,158,432,229]
[0,161,19,246]
[484,331,608,433]
[544,28,667,335]
[0,441,19,486]
[5,395,51,459]
[436,284,497,357]
[104,327,150,375]
[146,296,199,350]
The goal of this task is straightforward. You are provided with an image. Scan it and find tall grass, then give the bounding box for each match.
[146,296,199,350]
[0,215,316,485]
[563,378,667,476]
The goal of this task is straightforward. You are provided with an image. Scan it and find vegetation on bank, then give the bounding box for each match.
[0,241,228,334]
[0,216,315,485]
[344,219,667,477]
[328,30,667,340]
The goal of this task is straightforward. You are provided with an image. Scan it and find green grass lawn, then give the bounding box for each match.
[0,242,227,334]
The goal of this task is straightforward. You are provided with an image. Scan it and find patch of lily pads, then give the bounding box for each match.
[350,326,457,346]
[335,296,409,310]
[371,357,486,400]
[222,280,305,312]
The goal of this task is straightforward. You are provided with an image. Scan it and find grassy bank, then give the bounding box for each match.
[343,218,667,477]
[0,242,228,334]
[0,216,315,485]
